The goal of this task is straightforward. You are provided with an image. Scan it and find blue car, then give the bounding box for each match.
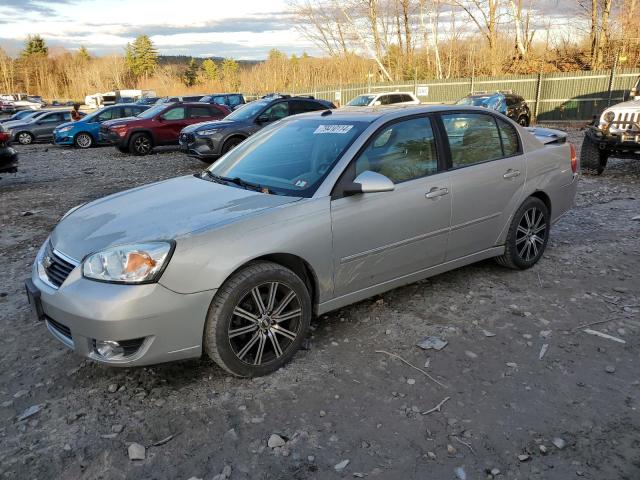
[53,103,149,148]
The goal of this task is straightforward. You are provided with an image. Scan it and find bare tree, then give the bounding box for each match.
[451,0,502,74]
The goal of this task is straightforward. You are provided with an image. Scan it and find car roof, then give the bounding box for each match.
[294,104,508,123]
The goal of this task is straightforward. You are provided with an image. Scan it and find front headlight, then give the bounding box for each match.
[82,241,173,284]
[603,111,615,123]
[57,126,73,133]
[197,129,218,136]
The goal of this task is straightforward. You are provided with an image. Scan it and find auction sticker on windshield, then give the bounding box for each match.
[314,125,354,134]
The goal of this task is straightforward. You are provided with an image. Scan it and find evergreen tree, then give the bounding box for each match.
[21,35,48,57]
[125,35,158,78]
[77,46,91,61]
[201,59,218,81]
[183,58,199,87]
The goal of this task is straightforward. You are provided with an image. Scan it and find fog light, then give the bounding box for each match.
[95,340,125,360]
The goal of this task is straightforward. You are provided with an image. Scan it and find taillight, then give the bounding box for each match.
[570,143,577,174]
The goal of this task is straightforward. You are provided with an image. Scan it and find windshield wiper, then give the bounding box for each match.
[201,171,272,194]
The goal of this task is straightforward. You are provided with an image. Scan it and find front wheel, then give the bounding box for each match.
[74,132,93,149]
[221,137,243,154]
[204,262,312,377]
[129,133,153,156]
[580,136,607,175]
[495,197,550,270]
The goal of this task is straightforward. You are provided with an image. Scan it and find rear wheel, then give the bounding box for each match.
[221,137,244,155]
[204,261,312,377]
[116,145,129,154]
[16,132,34,145]
[129,133,153,156]
[495,197,550,270]
[580,136,607,175]
[74,132,93,149]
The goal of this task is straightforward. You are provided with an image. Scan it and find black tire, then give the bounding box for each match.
[129,133,153,156]
[495,196,550,270]
[16,131,34,145]
[116,145,129,154]
[580,136,607,175]
[517,115,529,127]
[74,132,93,149]
[221,136,244,154]
[204,261,312,377]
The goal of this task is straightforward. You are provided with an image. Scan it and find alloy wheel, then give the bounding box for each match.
[134,136,151,154]
[228,282,302,366]
[76,133,92,148]
[515,207,546,262]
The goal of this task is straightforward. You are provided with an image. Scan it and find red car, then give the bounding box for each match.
[100,102,230,155]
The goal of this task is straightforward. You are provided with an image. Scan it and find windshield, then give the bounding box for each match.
[347,95,375,106]
[136,104,166,119]
[208,118,367,197]
[225,101,269,121]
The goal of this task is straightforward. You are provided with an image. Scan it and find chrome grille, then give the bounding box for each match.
[615,111,639,131]
[43,244,76,288]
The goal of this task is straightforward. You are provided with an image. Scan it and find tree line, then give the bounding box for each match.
[0,1,637,102]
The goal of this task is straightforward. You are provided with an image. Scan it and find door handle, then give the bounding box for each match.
[503,169,521,179]
[425,187,449,199]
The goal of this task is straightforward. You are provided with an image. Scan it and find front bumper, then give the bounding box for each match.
[53,131,74,145]
[586,126,640,153]
[179,132,221,160]
[99,129,123,147]
[28,243,215,366]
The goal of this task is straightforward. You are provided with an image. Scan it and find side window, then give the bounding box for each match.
[262,102,289,121]
[442,113,503,167]
[497,118,520,156]
[378,95,392,105]
[389,94,403,104]
[229,95,242,107]
[41,113,59,122]
[121,106,139,117]
[190,106,214,118]
[162,107,186,120]
[401,94,413,102]
[212,96,226,105]
[96,108,116,121]
[61,113,71,122]
[354,116,438,184]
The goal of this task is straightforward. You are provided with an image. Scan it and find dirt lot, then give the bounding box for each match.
[0,130,638,480]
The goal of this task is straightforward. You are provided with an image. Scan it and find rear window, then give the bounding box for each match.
[190,106,214,118]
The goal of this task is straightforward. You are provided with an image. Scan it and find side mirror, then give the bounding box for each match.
[373,100,382,106]
[256,114,270,124]
[344,171,395,195]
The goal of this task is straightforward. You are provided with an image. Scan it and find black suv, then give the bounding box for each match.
[179,95,335,162]
[200,93,245,110]
[456,92,531,126]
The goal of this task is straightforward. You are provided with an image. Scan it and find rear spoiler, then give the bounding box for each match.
[525,126,568,145]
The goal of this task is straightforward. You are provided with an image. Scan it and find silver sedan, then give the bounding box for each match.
[26,106,578,376]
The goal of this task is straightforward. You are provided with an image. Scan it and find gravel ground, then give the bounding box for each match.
[0,130,639,480]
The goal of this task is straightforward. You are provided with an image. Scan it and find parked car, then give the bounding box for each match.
[2,110,55,131]
[200,93,246,110]
[179,96,335,161]
[0,124,18,176]
[7,110,85,145]
[1,99,16,113]
[53,104,150,149]
[156,95,206,104]
[25,106,578,375]
[346,92,420,107]
[136,97,161,105]
[456,92,531,126]
[0,110,39,124]
[100,102,229,155]
[581,96,640,174]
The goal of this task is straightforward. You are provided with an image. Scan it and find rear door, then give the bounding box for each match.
[440,112,526,260]
[34,112,66,139]
[330,115,452,297]
[155,106,188,144]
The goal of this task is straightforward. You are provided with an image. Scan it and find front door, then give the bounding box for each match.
[155,106,189,144]
[331,116,452,297]
[440,112,526,261]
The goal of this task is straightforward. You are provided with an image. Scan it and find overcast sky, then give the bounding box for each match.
[0,0,577,60]
[0,0,319,59]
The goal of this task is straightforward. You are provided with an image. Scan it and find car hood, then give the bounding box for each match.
[181,119,243,133]
[55,121,76,131]
[50,175,301,261]
[603,98,640,112]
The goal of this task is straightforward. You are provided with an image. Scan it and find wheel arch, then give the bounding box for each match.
[127,129,156,147]
[529,190,552,216]
[223,253,320,316]
[222,133,247,148]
